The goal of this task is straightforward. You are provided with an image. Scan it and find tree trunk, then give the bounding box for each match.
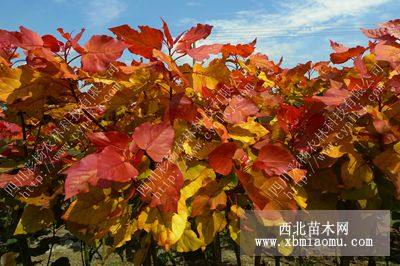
[17,238,32,266]
[340,257,351,266]
[212,234,222,266]
[368,257,376,266]
[232,241,241,266]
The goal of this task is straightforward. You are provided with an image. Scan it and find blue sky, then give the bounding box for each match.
[0,0,399,66]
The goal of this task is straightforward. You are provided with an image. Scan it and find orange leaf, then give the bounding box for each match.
[132,121,175,162]
[253,144,295,176]
[208,142,237,175]
[81,35,127,73]
[110,24,163,59]
[147,162,184,213]
[176,24,212,53]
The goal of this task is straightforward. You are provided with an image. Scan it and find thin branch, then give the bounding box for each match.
[80,241,85,266]
[8,47,18,61]
[69,82,106,131]
[53,52,66,62]
[46,223,56,266]
[18,112,28,156]
[173,53,187,62]
[67,54,82,64]
[31,123,42,155]
[82,108,107,131]
[11,59,26,67]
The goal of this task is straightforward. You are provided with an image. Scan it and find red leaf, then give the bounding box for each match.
[63,145,137,199]
[0,169,36,189]
[354,55,369,77]
[221,39,256,58]
[330,40,348,53]
[249,53,280,73]
[0,121,22,140]
[375,41,400,68]
[132,121,175,162]
[253,144,295,176]
[147,162,184,213]
[312,85,351,106]
[18,26,43,50]
[167,93,198,123]
[329,41,365,64]
[153,49,189,85]
[209,142,237,175]
[63,153,99,199]
[277,103,303,134]
[87,131,131,151]
[223,96,258,124]
[42,34,62,52]
[161,18,174,47]
[0,30,20,61]
[81,35,127,73]
[187,44,223,61]
[361,19,400,40]
[191,179,227,217]
[361,28,389,40]
[57,28,85,53]
[237,171,269,209]
[389,75,400,94]
[97,146,138,182]
[109,24,163,59]
[380,19,400,39]
[176,24,212,53]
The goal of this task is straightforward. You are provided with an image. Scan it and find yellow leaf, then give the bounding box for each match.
[137,196,188,250]
[237,60,251,73]
[44,103,79,119]
[146,100,159,115]
[62,189,117,225]
[14,205,54,235]
[321,144,347,158]
[192,61,229,92]
[174,224,203,252]
[374,147,400,198]
[181,164,215,199]
[257,71,275,88]
[374,148,400,175]
[196,211,227,247]
[394,142,400,155]
[109,209,136,248]
[277,238,294,256]
[181,138,220,160]
[228,205,245,244]
[18,194,52,208]
[341,152,373,189]
[294,187,308,209]
[229,118,269,145]
[0,66,21,102]
[182,141,192,155]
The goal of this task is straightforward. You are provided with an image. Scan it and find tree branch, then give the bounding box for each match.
[18,111,28,156]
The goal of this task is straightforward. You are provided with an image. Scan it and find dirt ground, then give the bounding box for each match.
[1,227,399,266]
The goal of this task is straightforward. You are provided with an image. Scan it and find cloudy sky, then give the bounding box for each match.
[1,0,398,66]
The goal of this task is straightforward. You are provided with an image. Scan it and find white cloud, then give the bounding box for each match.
[84,0,126,27]
[205,0,392,65]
